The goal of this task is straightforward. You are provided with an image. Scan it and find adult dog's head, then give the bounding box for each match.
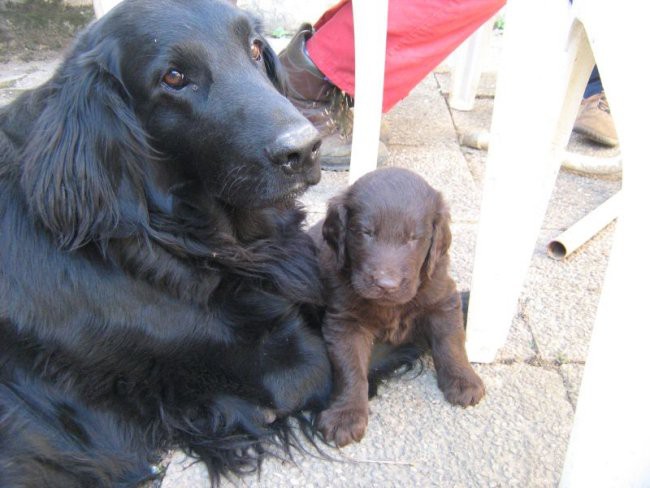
[16,0,320,249]
[322,168,451,305]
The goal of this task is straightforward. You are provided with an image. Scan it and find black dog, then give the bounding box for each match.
[0,0,332,485]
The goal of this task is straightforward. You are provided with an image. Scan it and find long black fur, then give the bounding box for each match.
[0,0,332,486]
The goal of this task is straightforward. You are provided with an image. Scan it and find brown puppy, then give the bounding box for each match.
[310,167,485,447]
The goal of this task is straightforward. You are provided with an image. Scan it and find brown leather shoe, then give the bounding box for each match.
[574,93,619,147]
[278,24,388,171]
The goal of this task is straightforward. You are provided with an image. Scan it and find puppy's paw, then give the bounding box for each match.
[437,368,485,407]
[316,404,369,447]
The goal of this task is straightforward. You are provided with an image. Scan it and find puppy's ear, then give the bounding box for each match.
[20,37,148,250]
[425,193,452,278]
[322,196,348,270]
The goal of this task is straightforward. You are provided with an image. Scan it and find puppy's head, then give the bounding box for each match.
[323,168,451,305]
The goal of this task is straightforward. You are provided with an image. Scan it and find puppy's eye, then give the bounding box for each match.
[162,69,188,89]
[362,228,374,237]
[250,40,263,62]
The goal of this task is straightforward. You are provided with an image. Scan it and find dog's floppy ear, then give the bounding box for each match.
[322,195,348,270]
[247,13,286,94]
[425,192,452,278]
[20,37,148,250]
[261,37,287,93]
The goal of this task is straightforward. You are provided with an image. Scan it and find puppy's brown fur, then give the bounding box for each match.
[310,168,484,447]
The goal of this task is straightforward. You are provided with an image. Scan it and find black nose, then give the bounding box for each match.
[267,124,321,175]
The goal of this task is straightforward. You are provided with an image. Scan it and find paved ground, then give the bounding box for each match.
[0,28,620,488]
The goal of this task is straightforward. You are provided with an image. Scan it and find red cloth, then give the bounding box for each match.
[306,0,505,112]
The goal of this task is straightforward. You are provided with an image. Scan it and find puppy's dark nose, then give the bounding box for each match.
[374,274,401,292]
[267,124,321,176]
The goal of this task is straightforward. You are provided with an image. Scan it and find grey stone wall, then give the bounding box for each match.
[56,0,338,33]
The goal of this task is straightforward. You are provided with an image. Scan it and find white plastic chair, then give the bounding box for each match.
[351,0,649,483]
[458,0,649,483]
[448,22,493,112]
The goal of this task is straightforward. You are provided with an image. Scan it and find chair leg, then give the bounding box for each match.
[348,0,389,183]
[465,0,594,363]
[449,23,492,112]
[560,2,650,484]
[559,203,649,485]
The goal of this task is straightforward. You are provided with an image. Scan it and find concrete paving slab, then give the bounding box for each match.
[0,58,59,105]
[161,362,573,487]
[521,224,614,362]
[496,312,537,364]
[161,452,211,488]
[449,97,495,139]
[298,170,348,227]
[383,146,481,224]
[437,71,498,100]
[382,73,451,148]
[559,363,584,411]
[452,225,536,364]
[541,171,620,232]
[459,149,621,231]
[448,223,477,293]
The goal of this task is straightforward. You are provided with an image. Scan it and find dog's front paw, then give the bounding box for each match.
[316,403,369,447]
[437,368,485,407]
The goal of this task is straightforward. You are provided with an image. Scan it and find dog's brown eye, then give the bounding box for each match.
[162,69,187,89]
[250,40,263,62]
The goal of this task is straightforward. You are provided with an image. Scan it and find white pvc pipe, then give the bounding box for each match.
[561,151,622,175]
[547,192,620,260]
[459,130,622,176]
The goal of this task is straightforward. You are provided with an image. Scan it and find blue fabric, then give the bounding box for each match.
[584,66,603,99]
